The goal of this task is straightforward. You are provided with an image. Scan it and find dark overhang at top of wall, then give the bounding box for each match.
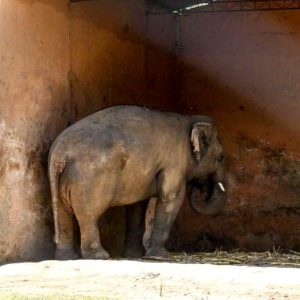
[70,0,202,7]
[69,0,209,11]
[146,0,300,12]
[70,0,300,13]
[146,0,208,10]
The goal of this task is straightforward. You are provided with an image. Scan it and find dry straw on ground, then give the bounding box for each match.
[170,250,300,267]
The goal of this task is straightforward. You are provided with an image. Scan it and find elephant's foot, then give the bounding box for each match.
[144,247,171,260]
[81,247,110,260]
[55,248,79,260]
[124,243,145,259]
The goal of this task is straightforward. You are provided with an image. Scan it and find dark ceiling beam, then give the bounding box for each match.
[68,0,214,13]
[147,0,209,10]
[69,0,174,12]
[145,0,173,10]
[69,0,206,11]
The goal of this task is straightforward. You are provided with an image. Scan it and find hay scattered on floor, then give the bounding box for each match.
[170,250,300,267]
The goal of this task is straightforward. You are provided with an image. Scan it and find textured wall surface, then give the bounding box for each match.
[168,11,300,252]
[0,0,71,261]
[1,1,300,262]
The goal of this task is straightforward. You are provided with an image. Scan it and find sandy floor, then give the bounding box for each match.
[1,259,300,299]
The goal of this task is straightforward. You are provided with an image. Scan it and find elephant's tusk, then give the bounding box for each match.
[218,182,225,192]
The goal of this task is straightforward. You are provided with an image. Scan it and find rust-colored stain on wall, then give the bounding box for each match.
[169,11,300,252]
[0,0,299,261]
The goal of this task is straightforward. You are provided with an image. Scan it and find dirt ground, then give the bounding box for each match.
[1,252,300,300]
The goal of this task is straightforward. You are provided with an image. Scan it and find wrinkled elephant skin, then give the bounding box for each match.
[48,105,226,260]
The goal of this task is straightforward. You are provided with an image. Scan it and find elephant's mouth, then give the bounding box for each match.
[188,176,226,215]
[188,178,213,203]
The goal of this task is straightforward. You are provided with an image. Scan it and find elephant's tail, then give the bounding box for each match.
[48,154,67,245]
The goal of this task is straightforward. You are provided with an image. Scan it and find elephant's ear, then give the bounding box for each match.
[191,122,213,163]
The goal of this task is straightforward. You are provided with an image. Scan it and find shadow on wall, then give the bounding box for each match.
[168,57,300,252]
[69,1,182,121]
[145,53,300,252]
[167,11,300,252]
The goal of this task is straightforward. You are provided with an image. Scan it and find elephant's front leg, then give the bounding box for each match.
[145,172,185,259]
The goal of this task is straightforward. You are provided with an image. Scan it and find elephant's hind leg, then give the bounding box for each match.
[71,181,112,260]
[77,216,110,259]
[124,200,148,258]
[55,200,79,260]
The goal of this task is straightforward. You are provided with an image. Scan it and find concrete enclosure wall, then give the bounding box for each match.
[168,11,300,251]
[0,0,71,261]
[0,1,299,261]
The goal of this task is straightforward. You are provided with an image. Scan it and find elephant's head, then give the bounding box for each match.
[188,120,226,215]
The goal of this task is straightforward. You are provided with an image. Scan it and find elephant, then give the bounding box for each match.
[48,105,226,260]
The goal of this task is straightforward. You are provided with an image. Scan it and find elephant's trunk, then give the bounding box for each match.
[188,174,226,215]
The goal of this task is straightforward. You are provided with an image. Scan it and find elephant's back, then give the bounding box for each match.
[49,105,187,167]
[67,105,184,131]
[50,107,155,157]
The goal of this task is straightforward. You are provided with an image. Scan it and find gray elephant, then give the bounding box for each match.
[48,105,226,260]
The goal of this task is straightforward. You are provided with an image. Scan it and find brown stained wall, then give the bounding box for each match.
[168,11,300,252]
[0,0,71,261]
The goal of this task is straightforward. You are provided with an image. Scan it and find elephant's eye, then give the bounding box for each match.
[217,153,224,162]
